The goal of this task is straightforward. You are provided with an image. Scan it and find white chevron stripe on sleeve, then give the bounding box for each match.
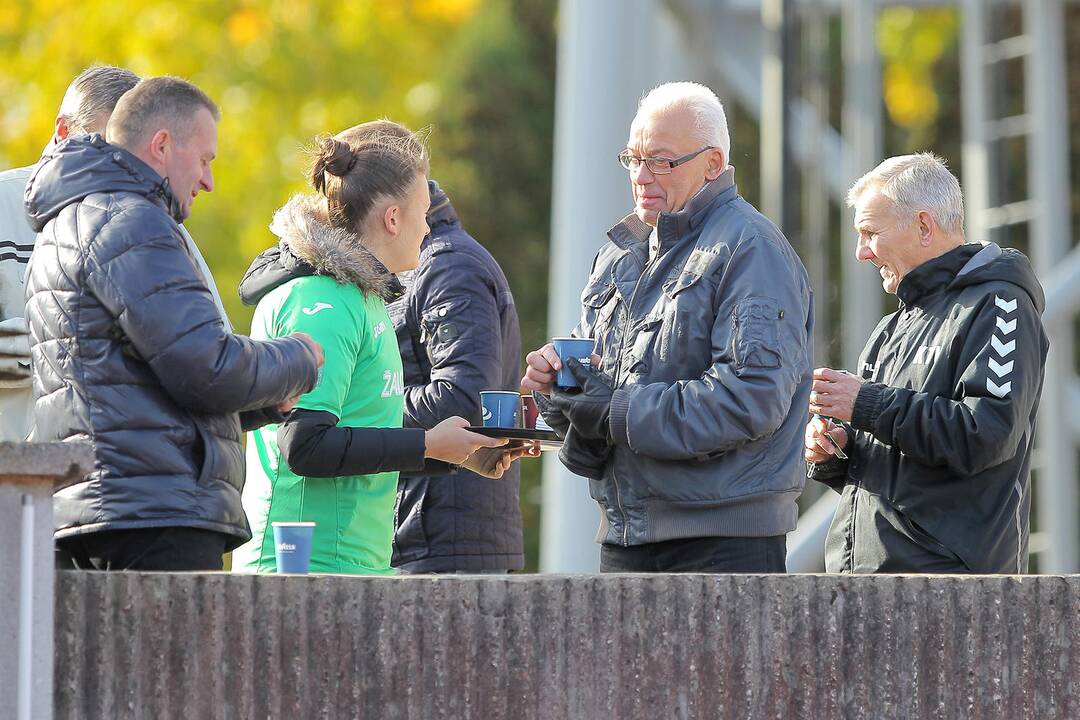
[991,336,1016,356]
[987,378,1012,398]
[996,317,1017,335]
[995,296,1017,313]
[988,357,1014,377]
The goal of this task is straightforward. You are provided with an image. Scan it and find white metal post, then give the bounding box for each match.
[18,494,34,720]
[1024,0,1078,572]
[959,0,991,244]
[840,0,885,370]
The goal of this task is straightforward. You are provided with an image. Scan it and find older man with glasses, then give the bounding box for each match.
[523,81,814,573]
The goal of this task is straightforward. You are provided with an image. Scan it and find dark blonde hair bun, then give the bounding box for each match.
[308,120,429,231]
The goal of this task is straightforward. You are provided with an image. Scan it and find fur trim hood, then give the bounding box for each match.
[239,194,401,306]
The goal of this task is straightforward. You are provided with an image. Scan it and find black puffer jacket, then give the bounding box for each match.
[24,135,318,548]
[389,181,524,572]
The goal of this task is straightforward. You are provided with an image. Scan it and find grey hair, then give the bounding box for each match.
[636,81,730,167]
[106,76,221,149]
[57,65,141,135]
[847,152,965,234]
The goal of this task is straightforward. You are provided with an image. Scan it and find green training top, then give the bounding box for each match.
[232,274,404,574]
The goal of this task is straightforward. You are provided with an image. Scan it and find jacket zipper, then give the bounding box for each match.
[609,250,658,546]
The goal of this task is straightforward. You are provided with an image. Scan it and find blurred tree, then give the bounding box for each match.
[0,0,486,325]
[418,0,557,571]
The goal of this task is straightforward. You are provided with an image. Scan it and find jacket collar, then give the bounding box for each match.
[895,242,984,307]
[241,193,403,303]
[606,165,738,252]
[426,179,459,233]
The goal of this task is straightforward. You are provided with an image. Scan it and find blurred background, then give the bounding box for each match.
[2,0,1078,573]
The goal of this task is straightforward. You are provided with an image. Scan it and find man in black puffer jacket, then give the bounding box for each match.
[389,181,524,573]
[24,77,321,571]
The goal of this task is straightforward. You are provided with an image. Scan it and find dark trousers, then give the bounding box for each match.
[600,535,787,574]
[55,527,229,572]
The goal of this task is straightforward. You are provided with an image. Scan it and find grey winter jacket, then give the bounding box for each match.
[567,167,813,546]
[389,181,524,572]
[811,242,1047,573]
[24,135,319,548]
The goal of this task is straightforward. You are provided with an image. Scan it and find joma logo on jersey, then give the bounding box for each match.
[372,321,387,338]
[301,302,333,316]
[914,345,941,364]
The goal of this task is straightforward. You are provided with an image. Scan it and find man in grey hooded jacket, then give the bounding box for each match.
[523,82,813,573]
[0,65,140,442]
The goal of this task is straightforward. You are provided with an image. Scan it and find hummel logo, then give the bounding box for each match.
[301,302,334,316]
[987,379,1012,398]
[995,296,1017,313]
[996,317,1017,335]
[991,336,1015,356]
[988,357,1014,377]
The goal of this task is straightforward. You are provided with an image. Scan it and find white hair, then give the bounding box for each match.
[847,152,965,234]
[636,81,730,167]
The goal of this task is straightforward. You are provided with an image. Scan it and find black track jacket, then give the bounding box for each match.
[811,242,1048,573]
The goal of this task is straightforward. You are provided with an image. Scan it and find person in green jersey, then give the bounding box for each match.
[233,120,524,574]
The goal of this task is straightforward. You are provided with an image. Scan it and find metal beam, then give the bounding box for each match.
[1024,0,1077,573]
[840,0,885,370]
[960,0,992,244]
[664,0,852,203]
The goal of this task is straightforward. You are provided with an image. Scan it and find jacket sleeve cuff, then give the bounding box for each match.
[608,387,632,446]
[850,382,886,432]
[388,427,428,472]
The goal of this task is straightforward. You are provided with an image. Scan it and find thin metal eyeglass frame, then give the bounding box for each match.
[616,145,715,174]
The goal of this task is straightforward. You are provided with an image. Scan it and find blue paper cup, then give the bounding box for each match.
[552,337,596,388]
[272,521,315,574]
[481,391,520,427]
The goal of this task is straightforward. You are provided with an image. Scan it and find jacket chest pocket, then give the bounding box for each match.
[580,280,620,347]
[421,295,472,365]
[657,270,710,364]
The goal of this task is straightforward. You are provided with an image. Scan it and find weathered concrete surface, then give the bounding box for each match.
[0,442,92,720]
[55,572,1080,719]
[0,440,94,490]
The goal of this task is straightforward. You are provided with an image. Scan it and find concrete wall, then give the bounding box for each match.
[55,572,1080,719]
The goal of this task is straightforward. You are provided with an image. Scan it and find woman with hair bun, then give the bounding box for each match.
[232,120,521,574]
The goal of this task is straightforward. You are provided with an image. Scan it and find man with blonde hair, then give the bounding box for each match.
[523,81,813,573]
[806,152,1048,573]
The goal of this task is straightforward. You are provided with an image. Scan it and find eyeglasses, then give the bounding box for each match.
[617,146,715,175]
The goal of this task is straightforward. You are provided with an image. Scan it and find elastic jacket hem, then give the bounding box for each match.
[643,490,800,543]
[394,552,525,573]
[54,518,247,548]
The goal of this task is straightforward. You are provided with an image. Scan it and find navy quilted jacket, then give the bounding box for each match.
[389,181,524,572]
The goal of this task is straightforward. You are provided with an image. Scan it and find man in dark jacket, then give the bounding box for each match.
[1,65,140,443]
[390,181,525,573]
[806,152,1048,574]
[523,82,813,573]
[24,77,322,571]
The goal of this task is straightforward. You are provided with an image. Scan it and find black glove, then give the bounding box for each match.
[534,391,570,438]
[558,426,611,479]
[549,357,614,441]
